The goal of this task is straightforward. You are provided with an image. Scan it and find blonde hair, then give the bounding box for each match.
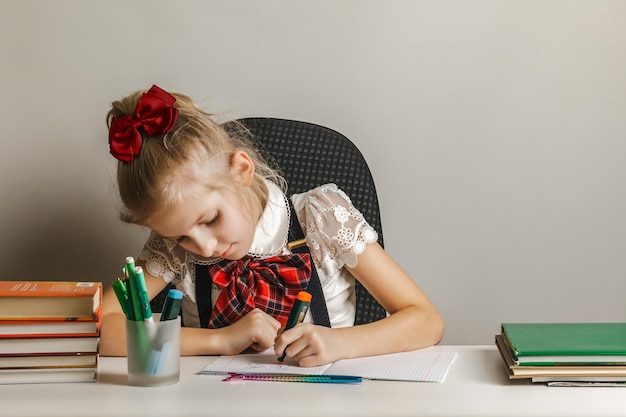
[106,88,285,226]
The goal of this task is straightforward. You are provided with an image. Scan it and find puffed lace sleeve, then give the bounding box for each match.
[291,184,378,281]
[137,231,198,302]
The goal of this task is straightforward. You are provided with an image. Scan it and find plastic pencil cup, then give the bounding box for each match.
[125,314,181,387]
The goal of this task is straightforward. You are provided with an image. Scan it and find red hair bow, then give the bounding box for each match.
[108,85,179,163]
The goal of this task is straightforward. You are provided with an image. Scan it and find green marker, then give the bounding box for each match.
[112,278,130,317]
[160,289,183,321]
[278,291,312,362]
[125,257,143,322]
[134,266,153,322]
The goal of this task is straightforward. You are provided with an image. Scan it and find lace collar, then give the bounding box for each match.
[246,180,290,258]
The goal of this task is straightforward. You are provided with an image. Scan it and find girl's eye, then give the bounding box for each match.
[204,213,219,226]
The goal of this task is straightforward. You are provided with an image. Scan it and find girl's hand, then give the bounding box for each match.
[217,308,281,355]
[274,323,343,367]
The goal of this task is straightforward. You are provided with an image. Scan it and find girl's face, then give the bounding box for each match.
[147,182,257,261]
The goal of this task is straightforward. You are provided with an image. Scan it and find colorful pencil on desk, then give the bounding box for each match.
[222,373,362,384]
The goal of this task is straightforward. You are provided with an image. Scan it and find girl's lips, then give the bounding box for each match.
[220,245,232,258]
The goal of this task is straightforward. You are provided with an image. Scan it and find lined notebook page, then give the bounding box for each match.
[202,349,457,383]
[329,350,458,383]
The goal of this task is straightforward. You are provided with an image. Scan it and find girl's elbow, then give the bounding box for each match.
[417,306,445,346]
[430,311,445,345]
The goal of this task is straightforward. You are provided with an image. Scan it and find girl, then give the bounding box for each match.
[100,85,444,367]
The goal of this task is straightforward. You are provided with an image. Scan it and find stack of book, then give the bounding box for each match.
[496,322,626,386]
[0,281,102,384]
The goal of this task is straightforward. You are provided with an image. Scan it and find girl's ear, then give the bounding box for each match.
[229,151,255,186]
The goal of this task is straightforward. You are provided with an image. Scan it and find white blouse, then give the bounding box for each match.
[138,181,378,328]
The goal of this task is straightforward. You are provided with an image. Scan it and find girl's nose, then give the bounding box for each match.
[192,234,218,258]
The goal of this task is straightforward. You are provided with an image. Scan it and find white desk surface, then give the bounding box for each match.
[2,345,625,417]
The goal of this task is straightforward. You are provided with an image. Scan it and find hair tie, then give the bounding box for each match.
[108,85,179,163]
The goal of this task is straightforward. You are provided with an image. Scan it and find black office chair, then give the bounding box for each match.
[152,118,387,325]
[236,118,387,325]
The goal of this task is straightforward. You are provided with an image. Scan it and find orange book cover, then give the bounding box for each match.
[0,281,102,320]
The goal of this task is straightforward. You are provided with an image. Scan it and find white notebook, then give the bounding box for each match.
[201,349,457,383]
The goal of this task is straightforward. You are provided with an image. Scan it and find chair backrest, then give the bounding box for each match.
[236,117,387,325]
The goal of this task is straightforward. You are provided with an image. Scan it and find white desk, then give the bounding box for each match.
[2,345,625,417]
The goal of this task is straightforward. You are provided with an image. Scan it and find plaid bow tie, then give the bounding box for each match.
[207,254,312,328]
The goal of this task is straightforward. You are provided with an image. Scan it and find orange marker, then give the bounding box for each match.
[278,291,312,362]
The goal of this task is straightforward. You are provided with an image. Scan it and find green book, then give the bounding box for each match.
[501,323,626,365]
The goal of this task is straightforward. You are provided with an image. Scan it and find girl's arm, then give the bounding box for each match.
[274,242,444,367]
[100,261,280,356]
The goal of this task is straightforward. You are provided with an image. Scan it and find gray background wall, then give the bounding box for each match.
[1,0,625,345]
